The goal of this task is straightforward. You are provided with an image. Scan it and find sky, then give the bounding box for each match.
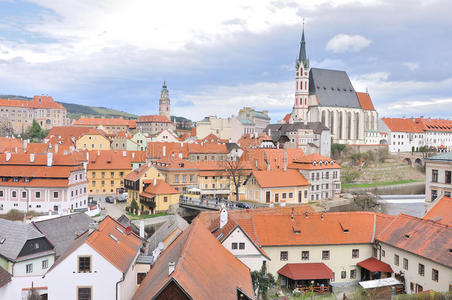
[0,0,451,122]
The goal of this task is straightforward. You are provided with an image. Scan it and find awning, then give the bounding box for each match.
[358,257,393,273]
[278,263,332,280]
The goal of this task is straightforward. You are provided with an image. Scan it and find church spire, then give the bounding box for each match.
[298,20,309,68]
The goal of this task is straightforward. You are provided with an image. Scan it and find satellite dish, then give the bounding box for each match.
[158,242,164,250]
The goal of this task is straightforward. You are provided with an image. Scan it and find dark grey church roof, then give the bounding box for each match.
[265,122,329,142]
[33,213,93,257]
[309,68,361,109]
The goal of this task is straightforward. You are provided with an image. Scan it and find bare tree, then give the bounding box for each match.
[223,158,249,202]
[0,120,14,137]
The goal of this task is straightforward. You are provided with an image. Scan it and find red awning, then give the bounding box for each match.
[278,263,333,280]
[358,257,393,273]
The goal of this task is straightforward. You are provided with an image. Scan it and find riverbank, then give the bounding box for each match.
[342,181,425,194]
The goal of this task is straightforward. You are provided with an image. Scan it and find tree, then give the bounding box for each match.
[23,120,48,141]
[251,264,275,300]
[0,120,14,137]
[223,158,248,202]
[130,198,139,214]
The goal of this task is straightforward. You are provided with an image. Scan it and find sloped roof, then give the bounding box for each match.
[0,266,11,288]
[252,169,310,188]
[147,142,189,159]
[87,150,132,170]
[356,92,376,111]
[0,219,46,261]
[416,118,452,132]
[33,213,93,257]
[74,117,134,127]
[278,263,332,280]
[137,115,171,123]
[0,137,24,153]
[47,126,91,141]
[242,148,306,171]
[381,118,424,133]
[0,96,65,110]
[309,68,361,108]
[423,196,452,226]
[187,142,228,154]
[357,257,393,273]
[426,152,452,161]
[253,211,377,246]
[133,219,254,300]
[146,215,188,255]
[25,143,49,154]
[140,179,179,197]
[376,214,452,268]
[124,163,153,181]
[289,153,341,170]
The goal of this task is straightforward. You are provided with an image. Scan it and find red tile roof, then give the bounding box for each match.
[356,92,376,111]
[357,257,393,273]
[74,117,135,127]
[137,115,171,123]
[0,137,24,153]
[278,263,333,280]
[252,169,310,188]
[283,113,291,124]
[243,148,306,170]
[133,219,254,300]
[238,133,273,150]
[140,179,179,197]
[124,163,153,181]
[416,118,452,132]
[147,142,189,159]
[0,96,65,110]
[25,143,49,154]
[47,126,91,141]
[187,142,228,154]
[86,216,142,273]
[423,196,452,226]
[86,150,132,170]
[289,153,341,170]
[376,214,452,268]
[381,118,424,133]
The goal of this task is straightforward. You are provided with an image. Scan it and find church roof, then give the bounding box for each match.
[309,68,361,109]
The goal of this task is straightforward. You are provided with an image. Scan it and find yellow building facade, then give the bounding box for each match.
[124,164,165,206]
[76,129,111,151]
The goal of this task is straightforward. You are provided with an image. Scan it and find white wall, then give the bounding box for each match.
[45,243,123,300]
[379,243,452,294]
[222,227,267,271]
[12,254,55,277]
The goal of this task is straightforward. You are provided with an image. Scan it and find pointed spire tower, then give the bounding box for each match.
[291,21,310,123]
[159,81,171,120]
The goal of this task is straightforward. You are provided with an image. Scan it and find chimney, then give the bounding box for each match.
[86,152,89,161]
[321,212,324,220]
[168,262,175,275]
[14,147,17,153]
[305,211,308,218]
[283,148,287,171]
[219,206,228,229]
[153,178,157,186]
[88,222,99,234]
[97,150,100,156]
[162,146,166,157]
[5,152,11,162]
[23,139,28,149]
[139,220,145,238]
[47,152,53,167]
[122,150,126,157]
[30,153,35,163]
[132,152,135,159]
[55,143,58,154]
[291,208,294,221]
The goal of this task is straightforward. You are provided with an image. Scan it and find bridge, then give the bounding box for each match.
[394,153,425,167]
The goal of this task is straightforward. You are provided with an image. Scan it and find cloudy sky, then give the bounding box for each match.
[0,0,451,122]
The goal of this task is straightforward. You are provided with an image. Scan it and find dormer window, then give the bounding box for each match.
[313,162,317,166]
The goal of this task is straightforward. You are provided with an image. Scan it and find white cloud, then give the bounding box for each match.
[172,80,293,121]
[325,34,371,53]
[402,62,420,71]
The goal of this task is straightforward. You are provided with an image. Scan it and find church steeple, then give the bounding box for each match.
[297,22,309,69]
[159,81,171,120]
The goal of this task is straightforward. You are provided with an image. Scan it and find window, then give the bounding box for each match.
[432,269,439,282]
[341,271,346,279]
[301,251,309,260]
[322,250,330,260]
[12,191,16,198]
[288,192,293,198]
[0,191,3,197]
[394,254,399,266]
[53,191,59,198]
[446,171,452,184]
[174,175,179,182]
[91,172,96,178]
[35,191,41,199]
[101,172,105,178]
[164,196,168,202]
[239,243,245,250]
[111,172,114,177]
[42,259,49,269]
[282,193,286,199]
[78,256,91,273]
[280,251,288,261]
[352,249,359,258]
[373,247,377,257]
[137,273,147,285]
[431,189,438,202]
[432,169,438,182]
[26,263,33,273]
[382,249,386,257]
[418,263,424,276]
[403,258,408,270]
[77,287,92,300]
[110,180,114,185]
[231,242,238,250]
[350,269,356,279]
[22,191,27,198]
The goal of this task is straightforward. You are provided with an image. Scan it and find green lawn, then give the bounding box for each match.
[126,212,169,220]
[342,179,422,189]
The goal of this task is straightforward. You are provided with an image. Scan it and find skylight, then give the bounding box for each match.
[109,233,119,242]
[115,226,125,234]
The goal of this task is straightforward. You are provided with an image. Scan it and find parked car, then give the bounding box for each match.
[116,195,126,203]
[235,202,251,209]
[105,196,115,203]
